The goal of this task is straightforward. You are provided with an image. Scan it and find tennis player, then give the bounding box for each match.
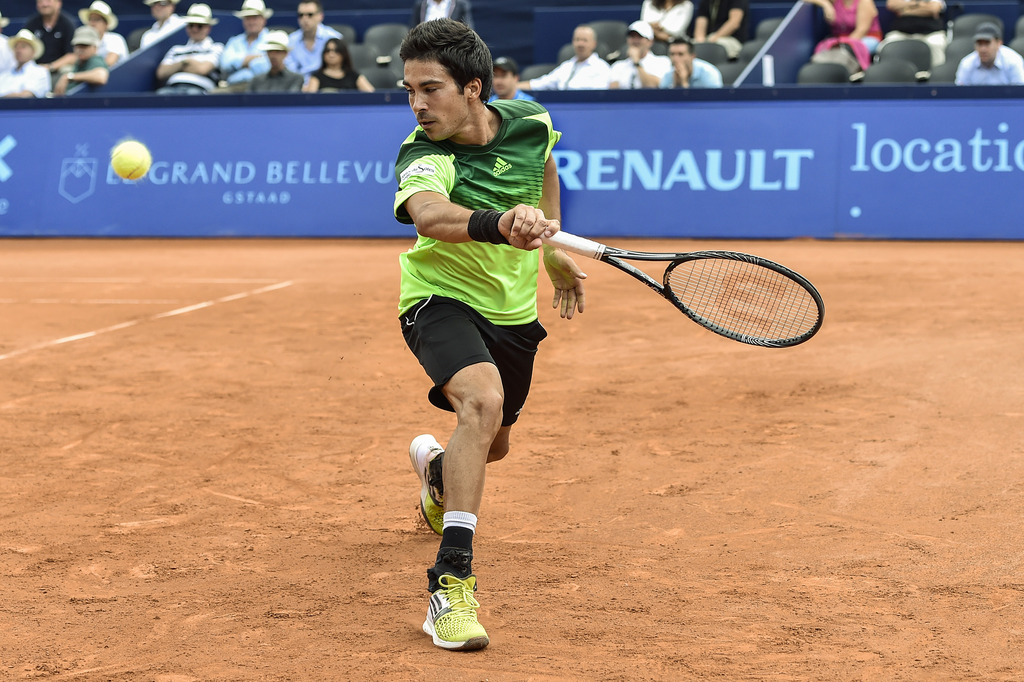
[394,19,587,650]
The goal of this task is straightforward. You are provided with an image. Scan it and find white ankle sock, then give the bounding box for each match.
[443,511,477,533]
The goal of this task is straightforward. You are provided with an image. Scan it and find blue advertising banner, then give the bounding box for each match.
[0,95,1022,239]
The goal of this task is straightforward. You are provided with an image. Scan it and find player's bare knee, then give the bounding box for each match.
[457,390,504,434]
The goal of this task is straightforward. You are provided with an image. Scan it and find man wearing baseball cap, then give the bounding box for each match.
[0,29,51,97]
[52,26,109,95]
[609,20,671,89]
[487,56,535,101]
[955,21,1024,85]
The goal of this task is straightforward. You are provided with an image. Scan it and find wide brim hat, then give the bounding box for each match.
[9,29,45,61]
[256,30,290,51]
[183,3,219,25]
[144,0,181,5]
[79,0,118,31]
[234,0,273,19]
[71,25,101,46]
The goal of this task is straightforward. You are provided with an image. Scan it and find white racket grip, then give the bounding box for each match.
[543,230,605,260]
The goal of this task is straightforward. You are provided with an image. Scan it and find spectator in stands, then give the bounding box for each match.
[487,56,533,101]
[285,0,341,80]
[0,12,15,75]
[877,0,947,67]
[221,0,272,87]
[79,1,127,68]
[409,0,475,30]
[52,25,108,95]
[0,29,51,97]
[609,20,671,88]
[248,30,303,92]
[140,0,186,51]
[640,0,694,44]
[303,37,374,92]
[693,0,749,59]
[660,35,722,87]
[520,24,611,91]
[155,3,223,94]
[24,0,77,78]
[804,0,881,72]
[955,22,1024,85]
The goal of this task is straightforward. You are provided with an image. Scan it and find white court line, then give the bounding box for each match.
[0,277,280,284]
[0,299,181,305]
[0,280,293,362]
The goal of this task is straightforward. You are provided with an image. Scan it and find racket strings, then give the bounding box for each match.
[667,259,819,343]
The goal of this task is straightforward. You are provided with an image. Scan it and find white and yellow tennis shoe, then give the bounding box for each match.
[409,434,445,535]
[423,574,489,650]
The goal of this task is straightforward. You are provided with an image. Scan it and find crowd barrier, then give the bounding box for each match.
[2,86,1022,240]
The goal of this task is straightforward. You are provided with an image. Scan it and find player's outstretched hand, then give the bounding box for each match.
[543,248,587,319]
[500,204,559,250]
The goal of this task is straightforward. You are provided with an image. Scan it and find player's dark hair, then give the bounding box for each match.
[399,18,492,101]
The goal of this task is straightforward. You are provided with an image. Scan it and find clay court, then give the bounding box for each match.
[1,238,1022,680]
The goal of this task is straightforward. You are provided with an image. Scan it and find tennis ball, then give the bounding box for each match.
[110,140,152,181]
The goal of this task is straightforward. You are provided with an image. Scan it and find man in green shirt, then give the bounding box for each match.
[394,18,587,651]
[52,26,108,95]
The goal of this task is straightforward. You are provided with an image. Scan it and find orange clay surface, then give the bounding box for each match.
[1,238,1022,681]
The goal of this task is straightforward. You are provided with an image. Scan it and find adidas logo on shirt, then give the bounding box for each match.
[492,157,512,176]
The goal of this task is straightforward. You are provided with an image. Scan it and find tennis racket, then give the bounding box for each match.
[544,231,824,348]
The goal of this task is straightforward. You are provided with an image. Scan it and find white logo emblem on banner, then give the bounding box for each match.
[0,135,16,182]
[59,146,97,204]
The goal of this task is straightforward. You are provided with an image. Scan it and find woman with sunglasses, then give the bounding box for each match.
[303,38,374,92]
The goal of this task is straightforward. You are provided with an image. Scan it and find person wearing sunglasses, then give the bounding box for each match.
[140,0,185,51]
[303,37,374,92]
[284,0,341,81]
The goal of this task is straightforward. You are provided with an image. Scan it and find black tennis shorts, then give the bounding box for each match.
[400,295,547,426]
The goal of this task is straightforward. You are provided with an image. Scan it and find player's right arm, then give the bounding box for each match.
[404,192,558,250]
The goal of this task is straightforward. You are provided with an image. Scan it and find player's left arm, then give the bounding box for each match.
[538,154,587,319]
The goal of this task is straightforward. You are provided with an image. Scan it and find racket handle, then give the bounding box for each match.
[543,230,605,260]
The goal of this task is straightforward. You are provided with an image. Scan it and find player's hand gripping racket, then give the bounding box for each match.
[544,231,824,348]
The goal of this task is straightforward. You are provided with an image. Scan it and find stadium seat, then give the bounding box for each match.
[862,57,919,83]
[878,38,932,71]
[797,61,851,84]
[557,42,575,63]
[694,41,729,65]
[520,63,556,81]
[737,39,766,64]
[944,37,975,65]
[361,65,401,90]
[717,60,748,85]
[363,23,409,56]
[330,24,357,44]
[927,59,958,83]
[1010,36,1024,56]
[1016,15,1024,41]
[950,13,1003,41]
[755,17,785,41]
[586,20,629,57]
[348,43,379,73]
[127,26,147,53]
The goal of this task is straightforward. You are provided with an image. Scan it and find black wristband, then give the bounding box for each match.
[467,209,509,245]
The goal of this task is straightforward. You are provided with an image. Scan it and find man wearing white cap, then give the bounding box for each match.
[0,29,51,97]
[221,0,272,86]
[80,0,128,67]
[156,3,224,93]
[609,20,671,88]
[140,0,186,51]
[248,30,303,92]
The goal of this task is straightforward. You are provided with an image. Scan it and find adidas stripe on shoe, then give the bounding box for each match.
[423,574,489,650]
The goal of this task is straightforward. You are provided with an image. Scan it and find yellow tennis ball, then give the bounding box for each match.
[110,140,152,180]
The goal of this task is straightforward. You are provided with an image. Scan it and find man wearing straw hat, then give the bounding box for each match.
[0,29,51,97]
[247,29,302,92]
[79,0,128,67]
[221,0,273,86]
[155,3,224,94]
[140,0,186,51]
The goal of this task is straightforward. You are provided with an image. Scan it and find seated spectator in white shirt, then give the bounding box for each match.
[659,36,723,88]
[0,11,15,75]
[155,3,224,94]
[609,21,672,88]
[221,0,273,86]
[955,22,1024,85]
[0,30,52,97]
[140,0,187,51]
[520,25,611,91]
[79,0,128,68]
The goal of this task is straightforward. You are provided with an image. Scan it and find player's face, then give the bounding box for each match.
[492,68,518,99]
[404,58,474,143]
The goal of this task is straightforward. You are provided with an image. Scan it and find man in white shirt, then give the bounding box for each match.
[0,29,51,97]
[140,0,186,51]
[0,12,15,75]
[521,24,610,91]
[609,20,671,88]
[955,22,1024,85]
[79,0,128,67]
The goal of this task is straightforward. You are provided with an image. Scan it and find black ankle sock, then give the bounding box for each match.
[427,546,474,591]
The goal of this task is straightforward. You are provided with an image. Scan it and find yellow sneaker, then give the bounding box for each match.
[409,434,445,535]
[423,574,489,650]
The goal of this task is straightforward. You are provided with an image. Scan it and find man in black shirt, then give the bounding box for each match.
[23,0,77,76]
